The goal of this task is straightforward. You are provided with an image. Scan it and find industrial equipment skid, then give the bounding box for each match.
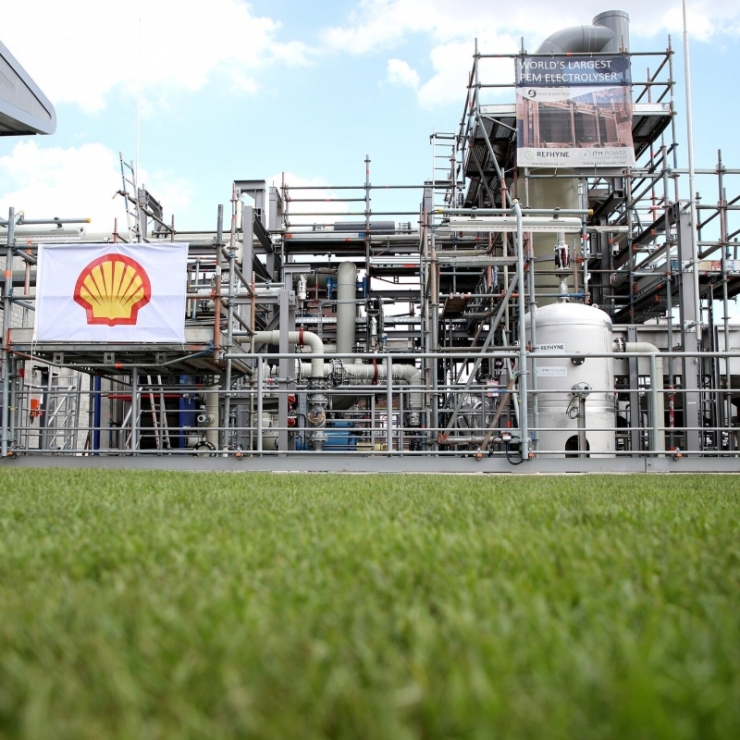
[2,11,739,473]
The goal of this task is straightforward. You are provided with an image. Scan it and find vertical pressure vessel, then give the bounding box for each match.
[525,303,615,456]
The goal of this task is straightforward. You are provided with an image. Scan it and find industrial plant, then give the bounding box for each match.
[1,10,739,472]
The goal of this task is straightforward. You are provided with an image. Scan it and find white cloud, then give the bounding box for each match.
[321,0,411,53]
[664,7,710,40]
[229,72,260,96]
[416,42,471,109]
[321,0,740,108]
[0,141,192,235]
[2,0,311,113]
[417,36,518,108]
[658,2,740,42]
[322,0,740,54]
[386,59,419,88]
[143,173,194,225]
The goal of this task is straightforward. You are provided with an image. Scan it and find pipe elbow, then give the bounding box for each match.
[298,330,323,356]
[392,364,423,412]
[535,25,614,54]
[296,330,324,379]
[251,330,325,378]
[625,341,659,354]
[623,342,664,388]
[337,261,357,286]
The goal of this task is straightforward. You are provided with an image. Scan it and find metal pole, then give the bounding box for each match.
[428,159,440,446]
[93,375,101,453]
[130,368,138,452]
[650,353,659,453]
[682,0,702,335]
[1,207,16,457]
[579,179,590,302]
[386,354,393,453]
[527,233,538,453]
[473,38,479,112]
[718,150,732,448]
[513,201,529,460]
[661,142,676,451]
[213,204,223,363]
[8,357,17,452]
[364,154,371,267]
[255,360,263,453]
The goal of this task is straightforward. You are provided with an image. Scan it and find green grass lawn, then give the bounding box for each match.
[0,470,738,739]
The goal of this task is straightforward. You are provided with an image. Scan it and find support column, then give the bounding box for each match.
[278,288,291,454]
[677,207,702,452]
[1,208,16,457]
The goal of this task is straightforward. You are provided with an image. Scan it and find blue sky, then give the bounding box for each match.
[1,0,739,233]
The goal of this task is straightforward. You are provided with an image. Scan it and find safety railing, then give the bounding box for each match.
[2,348,738,460]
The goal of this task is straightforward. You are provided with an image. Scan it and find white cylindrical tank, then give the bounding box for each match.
[525,303,615,457]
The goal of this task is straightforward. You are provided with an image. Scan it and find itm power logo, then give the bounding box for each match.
[74,254,151,326]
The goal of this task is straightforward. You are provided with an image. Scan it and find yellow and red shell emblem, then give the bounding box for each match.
[74,254,151,326]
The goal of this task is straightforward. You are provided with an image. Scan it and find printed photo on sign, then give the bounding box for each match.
[515,55,635,168]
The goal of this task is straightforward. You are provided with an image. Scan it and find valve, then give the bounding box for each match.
[296,275,307,302]
[554,241,570,270]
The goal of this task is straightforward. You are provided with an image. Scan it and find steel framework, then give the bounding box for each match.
[2,26,739,473]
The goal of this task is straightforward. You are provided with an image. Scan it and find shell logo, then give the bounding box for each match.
[74,254,152,326]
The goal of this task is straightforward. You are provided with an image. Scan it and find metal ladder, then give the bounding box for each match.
[145,374,172,451]
[430,132,460,211]
[120,375,172,451]
[119,152,141,242]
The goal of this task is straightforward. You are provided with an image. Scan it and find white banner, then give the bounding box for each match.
[35,243,188,342]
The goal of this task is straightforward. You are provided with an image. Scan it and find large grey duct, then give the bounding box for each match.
[336,262,357,355]
[592,10,630,53]
[535,25,615,54]
[535,10,630,54]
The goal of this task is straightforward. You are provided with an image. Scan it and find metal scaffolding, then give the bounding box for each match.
[1,16,740,473]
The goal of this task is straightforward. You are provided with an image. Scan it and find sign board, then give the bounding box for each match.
[698,260,740,272]
[35,243,188,342]
[516,55,634,168]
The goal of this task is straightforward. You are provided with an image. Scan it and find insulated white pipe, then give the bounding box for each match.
[250,330,324,378]
[204,383,219,446]
[292,360,423,415]
[625,342,665,453]
[337,262,357,355]
[343,362,422,414]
